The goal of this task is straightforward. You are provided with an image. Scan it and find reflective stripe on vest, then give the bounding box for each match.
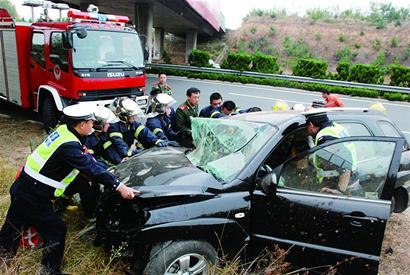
[313,123,357,182]
[103,140,112,150]
[25,125,81,197]
[153,128,163,135]
[135,125,146,139]
[109,132,123,139]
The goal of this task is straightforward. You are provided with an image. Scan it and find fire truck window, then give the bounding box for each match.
[31,33,45,68]
[50,32,68,72]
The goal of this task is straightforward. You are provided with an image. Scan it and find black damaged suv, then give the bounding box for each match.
[95,109,410,274]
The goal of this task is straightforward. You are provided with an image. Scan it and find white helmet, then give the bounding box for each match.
[93,106,118,131]
[111,97,143,122]
[152,94,176,114]
[292,103,306,112]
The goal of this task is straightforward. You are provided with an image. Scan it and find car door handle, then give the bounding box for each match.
[343,214,379,227]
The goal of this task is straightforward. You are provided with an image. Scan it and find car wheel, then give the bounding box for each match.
[144,240,217,275]
[42,96,61,133]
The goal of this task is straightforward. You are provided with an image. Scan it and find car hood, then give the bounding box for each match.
[113,147,222,195]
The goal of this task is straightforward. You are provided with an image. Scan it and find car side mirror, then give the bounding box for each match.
[261,173,277,197]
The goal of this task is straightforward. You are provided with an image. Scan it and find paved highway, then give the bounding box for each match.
[147,74,410,139]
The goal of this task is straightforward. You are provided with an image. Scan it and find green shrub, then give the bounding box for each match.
[373,38,382,51]
[391,36,399,48]
[252,52,280,73]
[336,62,350,81]
[354,43,361,49]
[315,33,321,42]
[349,64,384,84]
[188,49,210,67]
[360,31,365,36]
[383,92,406,101]
[404,44,410,60]
[250,26,257,34]
[292,58,328,79]
[162,50,171,64]
[221,51,252,71]
[334,47,352,63]
[390,65,410,87]
[339,33,346,42]
[283,36,311,58]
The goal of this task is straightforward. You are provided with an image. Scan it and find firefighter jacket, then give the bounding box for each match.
[146,114,177,142]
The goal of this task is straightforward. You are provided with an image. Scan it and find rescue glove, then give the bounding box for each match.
[167,140,181,147]
[156,140,168,147]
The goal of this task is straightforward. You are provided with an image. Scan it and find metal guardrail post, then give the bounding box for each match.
[146,63,410,94]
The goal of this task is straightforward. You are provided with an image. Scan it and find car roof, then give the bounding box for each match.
[232,108,390,127]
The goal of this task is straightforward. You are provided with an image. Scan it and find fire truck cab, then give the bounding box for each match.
[0,4,148,130]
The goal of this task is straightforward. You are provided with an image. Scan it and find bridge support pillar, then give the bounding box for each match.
[135,3,154,63]
[153,28,165,61]
[185,29,197,63]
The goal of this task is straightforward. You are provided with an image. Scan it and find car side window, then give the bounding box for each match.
[338,122,371,136]
[278,140,397,199]
[377,120,401,137]
[31,32,45,68]
[50,32,69,72]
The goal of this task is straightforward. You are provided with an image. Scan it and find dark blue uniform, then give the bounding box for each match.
[199,105,221,118]
[107,121,162,164]
[146,115,177,142]
[85,133,122,166]
[0,125,120,274]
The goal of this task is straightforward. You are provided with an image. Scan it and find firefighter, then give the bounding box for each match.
[0,104,137,275]
[146,93,179,145]
[152,72,172,95]
[85,105,120,167]
[210,100,261,118]
[107,97,168,164]
[306,112,359,195]
[199,92,223,117]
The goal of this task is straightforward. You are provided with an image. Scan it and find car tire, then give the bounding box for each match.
[143,240,217,275]
[42,96,60,133]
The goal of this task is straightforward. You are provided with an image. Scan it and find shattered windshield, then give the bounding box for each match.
[187,118,276,182]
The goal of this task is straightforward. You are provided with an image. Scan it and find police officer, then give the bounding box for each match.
[0,104,137,274]
[107,97,167,164]
[306,112,359,195]
[199,92,223,118]
[146,93,179,144]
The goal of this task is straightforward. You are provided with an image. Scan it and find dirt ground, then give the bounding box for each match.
[0,110,409,274]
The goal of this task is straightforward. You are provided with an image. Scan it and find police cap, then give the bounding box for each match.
[306,112,329,126]
[63,103,96,121]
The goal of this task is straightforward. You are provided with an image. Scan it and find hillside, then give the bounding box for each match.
[224,15,410,73]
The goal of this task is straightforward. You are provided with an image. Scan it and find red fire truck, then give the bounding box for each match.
[0,4,148,130]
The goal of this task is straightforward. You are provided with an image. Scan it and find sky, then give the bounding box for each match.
[10,0,410,29]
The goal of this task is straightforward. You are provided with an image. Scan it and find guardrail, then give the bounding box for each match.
[146,63,410,94]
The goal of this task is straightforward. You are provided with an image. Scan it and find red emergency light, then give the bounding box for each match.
[67,10,129,23]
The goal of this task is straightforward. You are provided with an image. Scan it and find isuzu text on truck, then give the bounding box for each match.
[0,2,148,130]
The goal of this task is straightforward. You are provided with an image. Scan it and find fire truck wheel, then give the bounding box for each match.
[42,96,61,133]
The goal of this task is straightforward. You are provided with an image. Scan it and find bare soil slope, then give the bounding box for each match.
[227,16,410,72]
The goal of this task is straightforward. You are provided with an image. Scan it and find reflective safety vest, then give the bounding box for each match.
[24,125,81,197]
[313,123,358,183]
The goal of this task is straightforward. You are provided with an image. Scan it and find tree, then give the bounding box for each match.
[0,0,18,19]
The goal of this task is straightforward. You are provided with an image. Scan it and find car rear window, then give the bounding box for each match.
[377,120,401,137]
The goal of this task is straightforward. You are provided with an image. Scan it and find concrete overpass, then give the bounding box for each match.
[62,0,225,62]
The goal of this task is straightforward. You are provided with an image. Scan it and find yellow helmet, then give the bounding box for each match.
[370,102,387,115]
[272,101,289,111]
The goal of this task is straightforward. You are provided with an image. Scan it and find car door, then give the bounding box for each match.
[250,136,404,273]
[29,32,47,96]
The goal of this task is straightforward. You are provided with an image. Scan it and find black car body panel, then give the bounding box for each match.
[96,109,408,274]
